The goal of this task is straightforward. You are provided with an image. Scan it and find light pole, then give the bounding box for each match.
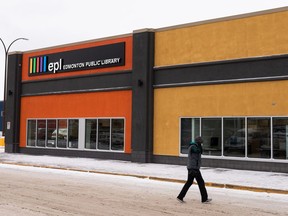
[0,37,28,136]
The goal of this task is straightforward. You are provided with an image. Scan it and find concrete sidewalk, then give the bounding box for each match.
[0,147,287,195]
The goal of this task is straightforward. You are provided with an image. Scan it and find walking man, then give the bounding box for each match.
[177,136,212,203]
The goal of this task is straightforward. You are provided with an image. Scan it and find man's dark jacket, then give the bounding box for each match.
[187,142,203,170]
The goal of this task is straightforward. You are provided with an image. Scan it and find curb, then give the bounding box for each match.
[1,161,288,195]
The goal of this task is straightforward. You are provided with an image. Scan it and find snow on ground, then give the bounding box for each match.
[0,163,287,216]
[0,147,288,191]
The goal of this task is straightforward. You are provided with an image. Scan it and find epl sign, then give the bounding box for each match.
[28,42,125,76]
[48,59,63,73]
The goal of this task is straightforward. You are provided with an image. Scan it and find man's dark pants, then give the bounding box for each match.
[177,169,208,202]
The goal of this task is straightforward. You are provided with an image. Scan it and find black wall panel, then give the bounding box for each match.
[154,55,288,87]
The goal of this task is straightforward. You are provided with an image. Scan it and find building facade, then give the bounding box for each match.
[4,7,288,172]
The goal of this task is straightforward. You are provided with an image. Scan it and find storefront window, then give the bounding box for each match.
[27,118,123,152]
[47,119,56,148]
[273,118,288,159]
[223,118,245,157]
[180,118,200,154]
[85,119,97,149]
[57,119,68,148]
[37,120,46,147]
[68,119,79,148]
[202,118,222,156]
[111,119,124,151]
[27,120,36,147]
[98,119,110,150]
[180,116,288,160]
[247,118,271,158]
[84,118,125,151]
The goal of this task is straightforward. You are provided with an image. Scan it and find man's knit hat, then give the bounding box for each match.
[195,136,203,144]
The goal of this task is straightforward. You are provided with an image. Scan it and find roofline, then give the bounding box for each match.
[155,6,288,32]
[23,33,132,54]
[20,6,288,53]
[8,51,24,55]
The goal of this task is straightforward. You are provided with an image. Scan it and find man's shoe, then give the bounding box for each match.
[202,198,212,203]
[177,197,185,203]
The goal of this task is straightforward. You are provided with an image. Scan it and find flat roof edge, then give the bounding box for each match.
[24,33,132,54]
[155,6,288,32]
[21,6,288,53]
[133,28,155,34]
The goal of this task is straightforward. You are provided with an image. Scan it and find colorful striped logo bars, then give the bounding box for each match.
[29,56,48,74]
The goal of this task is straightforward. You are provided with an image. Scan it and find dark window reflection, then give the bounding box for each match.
[224,118,245,157]
[180,118,191,154]
[111,119,124,151]
[98,119,110,150]
[57,119,68,148]
[273,118,288,159]
[85,119,97,149]
[247,118,271,158]
[47,119,56,148]
[68,119,79,148]
[27,118,125,152]
[202,118,222,156]
[37,120,46,147]
[180,118,200,154]
[27,120,36,147]
[179,117,288,160]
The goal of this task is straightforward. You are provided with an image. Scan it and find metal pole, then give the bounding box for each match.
[0,37,28,136]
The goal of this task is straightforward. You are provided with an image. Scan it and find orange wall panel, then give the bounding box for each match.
[20,90,132,153]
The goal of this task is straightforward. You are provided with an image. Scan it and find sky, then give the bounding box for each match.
[0,0,288,100]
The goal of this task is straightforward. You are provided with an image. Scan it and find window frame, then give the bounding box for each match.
[26,118,79,150]
[179,116,288,162]
[26,117,125,153]
[84,117,125,152]
[27,119,37,147]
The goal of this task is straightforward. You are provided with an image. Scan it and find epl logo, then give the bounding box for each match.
[48,59,63,73]
[29,56,63,74]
